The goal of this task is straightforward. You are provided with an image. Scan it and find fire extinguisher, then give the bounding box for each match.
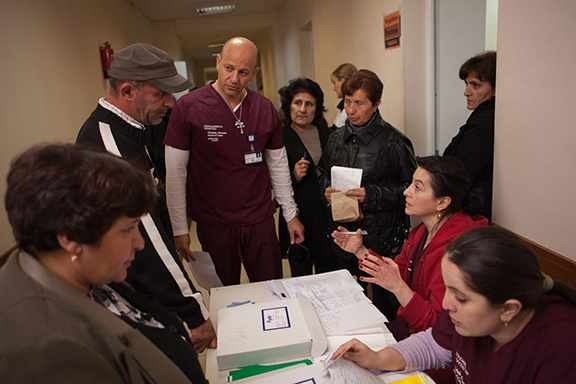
[100,42,114,79]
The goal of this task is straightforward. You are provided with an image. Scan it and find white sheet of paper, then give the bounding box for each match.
[331,166,363,191]
[319,305,387,335]
[187,251,223,291]
[267,270,387,335]
[325,358,382,384]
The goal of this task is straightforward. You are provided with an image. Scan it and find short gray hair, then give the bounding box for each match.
[109,77,147,96]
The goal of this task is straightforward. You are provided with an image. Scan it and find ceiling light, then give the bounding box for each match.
[208,42,226,48]
[196,4,235,16]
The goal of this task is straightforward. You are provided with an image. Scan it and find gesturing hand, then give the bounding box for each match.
[331,226,368,259]
[359,255,413,306]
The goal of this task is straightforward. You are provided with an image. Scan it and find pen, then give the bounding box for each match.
[303,152,307,160]
[339,230,368,235]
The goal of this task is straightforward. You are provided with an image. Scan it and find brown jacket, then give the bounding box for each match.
[0,250,192,384]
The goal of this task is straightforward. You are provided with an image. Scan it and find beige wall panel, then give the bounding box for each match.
[494,0,576,260]
[0,0,154,251]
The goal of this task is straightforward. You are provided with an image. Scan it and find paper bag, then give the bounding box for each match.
[331,192,364,223]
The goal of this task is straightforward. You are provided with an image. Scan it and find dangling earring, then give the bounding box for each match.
[437,211,442,220]
[71,255,78,262]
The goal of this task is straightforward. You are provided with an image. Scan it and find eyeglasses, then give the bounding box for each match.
[285,242,310,268]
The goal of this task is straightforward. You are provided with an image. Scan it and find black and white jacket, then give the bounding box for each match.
[77,98,208,329]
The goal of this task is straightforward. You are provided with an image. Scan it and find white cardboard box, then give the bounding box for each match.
[216,295,327,370]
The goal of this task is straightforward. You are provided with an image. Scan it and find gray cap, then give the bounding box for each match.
[108,43,192,93]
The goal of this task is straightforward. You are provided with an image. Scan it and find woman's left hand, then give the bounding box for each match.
[359,255,414,306]
[345,188,366,203]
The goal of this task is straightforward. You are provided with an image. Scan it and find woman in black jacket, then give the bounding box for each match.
[278,78,338,277]
[444,51,496,220]
[318,69,417,320]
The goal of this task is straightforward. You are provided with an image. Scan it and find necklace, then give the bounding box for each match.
[425,213,451,247]
[216,86,247,134]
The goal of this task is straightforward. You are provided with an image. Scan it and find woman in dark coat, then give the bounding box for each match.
[318,69,417,320]
[444,51,496,220]
[278,77,338,277]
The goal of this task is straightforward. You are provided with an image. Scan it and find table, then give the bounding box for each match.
[205,280,435,383]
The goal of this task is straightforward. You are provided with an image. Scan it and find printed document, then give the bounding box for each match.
[267,270,387,335]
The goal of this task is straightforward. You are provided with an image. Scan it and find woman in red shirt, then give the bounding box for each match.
[333,156,488,337]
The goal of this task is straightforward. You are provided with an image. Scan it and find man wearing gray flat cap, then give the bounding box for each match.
[77,43,217,353]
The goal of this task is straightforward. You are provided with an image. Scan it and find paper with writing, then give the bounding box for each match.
[331,166,363,192]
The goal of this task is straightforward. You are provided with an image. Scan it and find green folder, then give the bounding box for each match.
[227,359,313,381]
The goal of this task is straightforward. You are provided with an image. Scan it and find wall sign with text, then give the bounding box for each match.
[384,10,401,50]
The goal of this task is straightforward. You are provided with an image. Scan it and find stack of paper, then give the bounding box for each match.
[331,166,363,191]
[267,270,387,335]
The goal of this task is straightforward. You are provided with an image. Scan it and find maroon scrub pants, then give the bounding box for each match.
[196,216,283,285]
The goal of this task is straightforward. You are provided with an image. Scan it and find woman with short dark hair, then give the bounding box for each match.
[0,144,206,383]
[333,226,576,384]
[278,77,338,276]
[319,69,417,320]
[444,51,497,220]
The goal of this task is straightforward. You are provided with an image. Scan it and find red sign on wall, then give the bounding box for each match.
[384,11,401,50]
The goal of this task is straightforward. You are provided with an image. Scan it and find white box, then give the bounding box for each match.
[216,295,327,370]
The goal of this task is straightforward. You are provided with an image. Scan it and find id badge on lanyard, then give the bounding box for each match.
[244,134,262,164]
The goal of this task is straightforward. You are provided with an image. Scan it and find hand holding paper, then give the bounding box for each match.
[324,186,341,204]
[333,338,407,372]
[174,234,196,261]
[345,187,366,203]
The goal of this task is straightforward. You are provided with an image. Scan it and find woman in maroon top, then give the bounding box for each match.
[334,227,576,384]
[333,156,487,338]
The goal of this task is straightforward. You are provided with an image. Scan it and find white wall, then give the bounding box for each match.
[494,0,576,260]
[274,0,405,132]
[485,0,498,51]
[403,0,435,156]
[435,0,487,153]
[0,0,157,252]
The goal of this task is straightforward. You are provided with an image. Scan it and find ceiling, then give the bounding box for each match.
[126,0,287,61]
[126,0,288,22]
[179,28,271,60]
